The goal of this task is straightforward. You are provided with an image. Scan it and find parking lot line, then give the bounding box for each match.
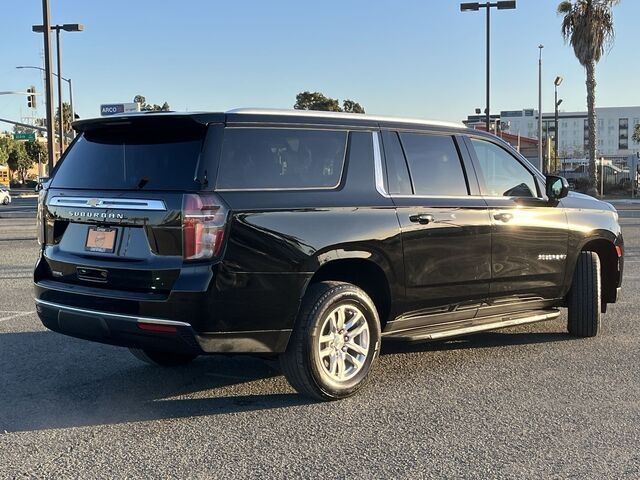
[0,311,34,323]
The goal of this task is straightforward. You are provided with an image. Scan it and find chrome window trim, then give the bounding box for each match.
[391,194,484,200]
[372,131,389,198]
[47,197,167,211]
[35,299,191,327]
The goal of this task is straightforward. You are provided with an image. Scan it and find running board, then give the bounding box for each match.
[382,309,561,342]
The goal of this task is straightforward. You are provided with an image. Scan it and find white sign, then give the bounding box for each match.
[100,102,140,116]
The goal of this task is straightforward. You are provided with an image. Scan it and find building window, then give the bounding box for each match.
[619,118,629,150]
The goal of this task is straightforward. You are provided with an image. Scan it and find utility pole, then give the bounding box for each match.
[538,45,544,173]
[486,5,491,133]
[33,23,83,162]
[55,27,64,156]
[40,0,55,174]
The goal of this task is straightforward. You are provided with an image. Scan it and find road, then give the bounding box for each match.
[0,210,639,478]
[0,197,37,219]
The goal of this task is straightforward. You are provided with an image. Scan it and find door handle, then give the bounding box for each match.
[493,212,513,222]
[409,214,436,225]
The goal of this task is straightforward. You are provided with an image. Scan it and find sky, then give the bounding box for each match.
[0,0,638,126]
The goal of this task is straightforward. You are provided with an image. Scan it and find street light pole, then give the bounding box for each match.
[485,4,490,133]
[40,0,55,175]
[68,77,74,133]
[460,1,517,134]
[538,44,544,173]
[56,27,64,156]
[32,23,83,163]
[554,76,563,171]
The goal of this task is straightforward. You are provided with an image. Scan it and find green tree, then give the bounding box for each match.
[55,102,73,137]
[12,123,37,135]
[24,139,47,167]
[342,100,365,114]
[632,123,640,144]
[294,91,341,112]
[133,95,171,111]
[0,135,14,166]
[7,142,33,184]
[294,91,365,113]
[558,0,619,193]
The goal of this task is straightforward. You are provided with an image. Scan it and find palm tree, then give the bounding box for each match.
[558,0,619,193]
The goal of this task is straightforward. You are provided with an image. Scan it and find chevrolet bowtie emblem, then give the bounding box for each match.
[87,198,100,207]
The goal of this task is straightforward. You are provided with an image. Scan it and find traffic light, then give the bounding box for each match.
[27,86,36,108]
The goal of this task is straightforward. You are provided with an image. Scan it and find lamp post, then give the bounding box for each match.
[460,1,517,133]
[16,66,74,133]
[32,23,83,159]
[35,0,55,175]
[538,44,544,173]
[554,76,563,171]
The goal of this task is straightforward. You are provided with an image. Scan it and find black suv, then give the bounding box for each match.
[34,109,624,400]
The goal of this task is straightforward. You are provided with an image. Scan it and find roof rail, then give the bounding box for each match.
[226,108,465,129]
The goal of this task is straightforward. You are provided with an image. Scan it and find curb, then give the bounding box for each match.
[607,199,640,205]
[10,194,38,199]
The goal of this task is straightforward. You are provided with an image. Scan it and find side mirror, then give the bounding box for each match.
[545,175,569,201]
[35,177,49,192]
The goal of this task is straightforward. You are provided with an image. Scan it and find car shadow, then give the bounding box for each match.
[0,331,312,433]
[1,326,574,433]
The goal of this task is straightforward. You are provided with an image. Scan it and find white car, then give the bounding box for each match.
[0,188,11,205]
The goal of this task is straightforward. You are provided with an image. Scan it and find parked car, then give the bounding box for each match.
[0,187,11,205]
[562,163,638,189]
[34,109,624,400]
[10,179,38,189]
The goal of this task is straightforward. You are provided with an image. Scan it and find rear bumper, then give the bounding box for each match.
[35,299,291,354]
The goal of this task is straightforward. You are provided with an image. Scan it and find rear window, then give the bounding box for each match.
[216,128,348,190]
[51,123,205,190]
[399,133,468,196]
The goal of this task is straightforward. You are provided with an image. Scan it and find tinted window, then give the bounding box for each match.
[382,130,412,195]
[216,128,347,190]
[399,133,468,196]
[51,124,205,190]
[470,138,538,197]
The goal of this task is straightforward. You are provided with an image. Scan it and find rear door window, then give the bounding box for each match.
[51,122,206,191]
[398,133,468,196]
[216,128,348,190]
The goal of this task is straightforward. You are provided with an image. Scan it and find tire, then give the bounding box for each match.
[129,348,197,367]
[2,197,8,205]
[567,251,601,337]
[280,281,381,401]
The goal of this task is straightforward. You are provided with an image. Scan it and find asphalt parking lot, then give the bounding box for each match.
[0,202,638,478]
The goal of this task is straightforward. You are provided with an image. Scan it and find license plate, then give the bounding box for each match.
[85,227,116,253]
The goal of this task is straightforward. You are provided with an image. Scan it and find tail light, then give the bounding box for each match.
[182,193,228,261]
[36,190,47,245]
